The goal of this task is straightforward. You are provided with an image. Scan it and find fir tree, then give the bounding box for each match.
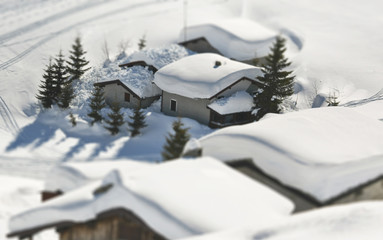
[138,35,146,50]
[67,37,91,81]
[128,108,147,137]
[36,59,55,109]
[52,50,69,101]
[104,103,124,135]
[88,85,106,125]
[162,118,190,161]
[254,36,295,120]
[58,80,75,109]
[69,112,77,127]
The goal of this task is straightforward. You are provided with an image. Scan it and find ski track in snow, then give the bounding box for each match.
[343,88,383,107]
[0,0,106,46]
[0,0,168,70]
[0,96,19,135]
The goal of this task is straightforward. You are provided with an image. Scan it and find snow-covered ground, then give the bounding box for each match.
[180,201,383,240]
[1,0,383,239]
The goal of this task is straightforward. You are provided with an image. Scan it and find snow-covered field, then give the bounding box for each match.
[1,0,383,239]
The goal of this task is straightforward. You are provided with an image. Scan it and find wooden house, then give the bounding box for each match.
[8,158,293,240]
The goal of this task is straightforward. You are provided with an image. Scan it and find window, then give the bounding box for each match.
[125,93,130,102]
[170,99,177,112]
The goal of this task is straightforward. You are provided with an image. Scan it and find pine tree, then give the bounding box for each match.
[52,50,69,101]
[138,35,146,50]
[128,108,147,137]
[36,59,55,109]
[88,85,106,125]
[69,112,77,127]
[254,36,295,120]
[162,118,190,161]
[104,103,124,135]
[58,80,75,109]
[67,37,91,81]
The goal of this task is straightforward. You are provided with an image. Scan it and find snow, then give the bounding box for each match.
[208,91,254,115]
[122,44,191,70]
[44,159,152,193]
[9,157,294,239]
[180,201,383,240]
[199,107,383,202]
[180,18,277,61]
[0,175,58,240]
[154,53,263,98]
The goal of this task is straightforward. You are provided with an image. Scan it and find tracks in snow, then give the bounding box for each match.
[0,96,19,135]
[0,0,165,70]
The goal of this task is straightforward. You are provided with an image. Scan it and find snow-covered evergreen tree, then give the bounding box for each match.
[255,36,295,120]
[88,85,106,125]
[52,50,69,101]
[104,103,124,135]
[128,108,147,137]
[36,59,55,109]
[162,118,190,161]
[57,80,75,109]
[67,37,90,81]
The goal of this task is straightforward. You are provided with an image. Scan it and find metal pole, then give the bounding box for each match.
[183,0,188,41]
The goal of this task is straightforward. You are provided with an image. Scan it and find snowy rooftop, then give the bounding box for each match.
[121,44,191,70]
[179,18,277,61]
[180,201,383,240]
[97,45,191,98]
[153,53,263,99]
[208,91,254,115]
[9,157,293,239]
[199,107,383,202]
[44,159,152,193]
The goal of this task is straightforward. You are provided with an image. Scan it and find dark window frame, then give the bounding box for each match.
[170,99,177,112]
[125,93,130,102]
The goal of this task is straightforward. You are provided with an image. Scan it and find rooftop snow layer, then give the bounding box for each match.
[179,18,277,60]
[9,157,293,239]
[180,201,383,240]
[199,107,383,202]
[208,91,254,115]
[44,160,152,193]
[153,53,263,98]
[122,44,191,70]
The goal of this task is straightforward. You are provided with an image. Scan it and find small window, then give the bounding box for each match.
[170,99,177,112]
[125,93,130,102]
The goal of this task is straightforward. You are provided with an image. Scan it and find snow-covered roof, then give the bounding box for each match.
[180,201,383,240]
[120,44,191,70]
[44,160,151,193]
[153,53,263,99]
[208,91,254,115]
[9,157,293,239]
[198,107,383,202]
[97,64,161,98]
[96,45,191,98]
[179,18,277,61]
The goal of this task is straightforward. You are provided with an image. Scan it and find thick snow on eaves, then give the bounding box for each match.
[122,44,191,70]
[179,18,277,61]
[154,53,263,98]
[208,91,253,115]
[44,159,152,193]
[199,107,383,202]
[9,158,293,239]
[180,201,383,240]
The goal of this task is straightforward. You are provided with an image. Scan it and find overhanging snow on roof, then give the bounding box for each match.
[153,53,263,99]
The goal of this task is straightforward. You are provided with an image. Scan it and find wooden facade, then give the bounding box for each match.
[58,208,166,240]
[8,208,167,240]
[209,110,253,128]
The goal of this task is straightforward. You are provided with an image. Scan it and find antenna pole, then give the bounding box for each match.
[183,0,188,41]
